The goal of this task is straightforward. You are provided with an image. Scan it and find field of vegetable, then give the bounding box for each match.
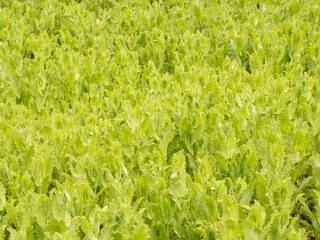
[1,0,320,239]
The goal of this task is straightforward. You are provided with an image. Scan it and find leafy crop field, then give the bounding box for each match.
[1,0,320,239]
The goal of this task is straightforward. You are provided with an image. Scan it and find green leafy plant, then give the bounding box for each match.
[1,0,320,239]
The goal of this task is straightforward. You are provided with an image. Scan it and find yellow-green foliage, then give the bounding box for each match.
[1,0,320,239]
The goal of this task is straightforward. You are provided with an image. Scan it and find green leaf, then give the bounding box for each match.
[313,113,320,136]
[160,129,176,158]
[47,218,68,235]
[312,154,320,183]
[279,112,289,133]
[0,184,6,211]
[26,218,46,240]
[255,173,269,204]
[240,188,252,205]
[222,219,238,240]
[244,223,258,240]
[248,201,266,230]
[289,0,301,14]
[131,224,150,240]
[221,195,238,220]
[246,151,258,169]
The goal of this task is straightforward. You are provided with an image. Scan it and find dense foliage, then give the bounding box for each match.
[1,0,320,239]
